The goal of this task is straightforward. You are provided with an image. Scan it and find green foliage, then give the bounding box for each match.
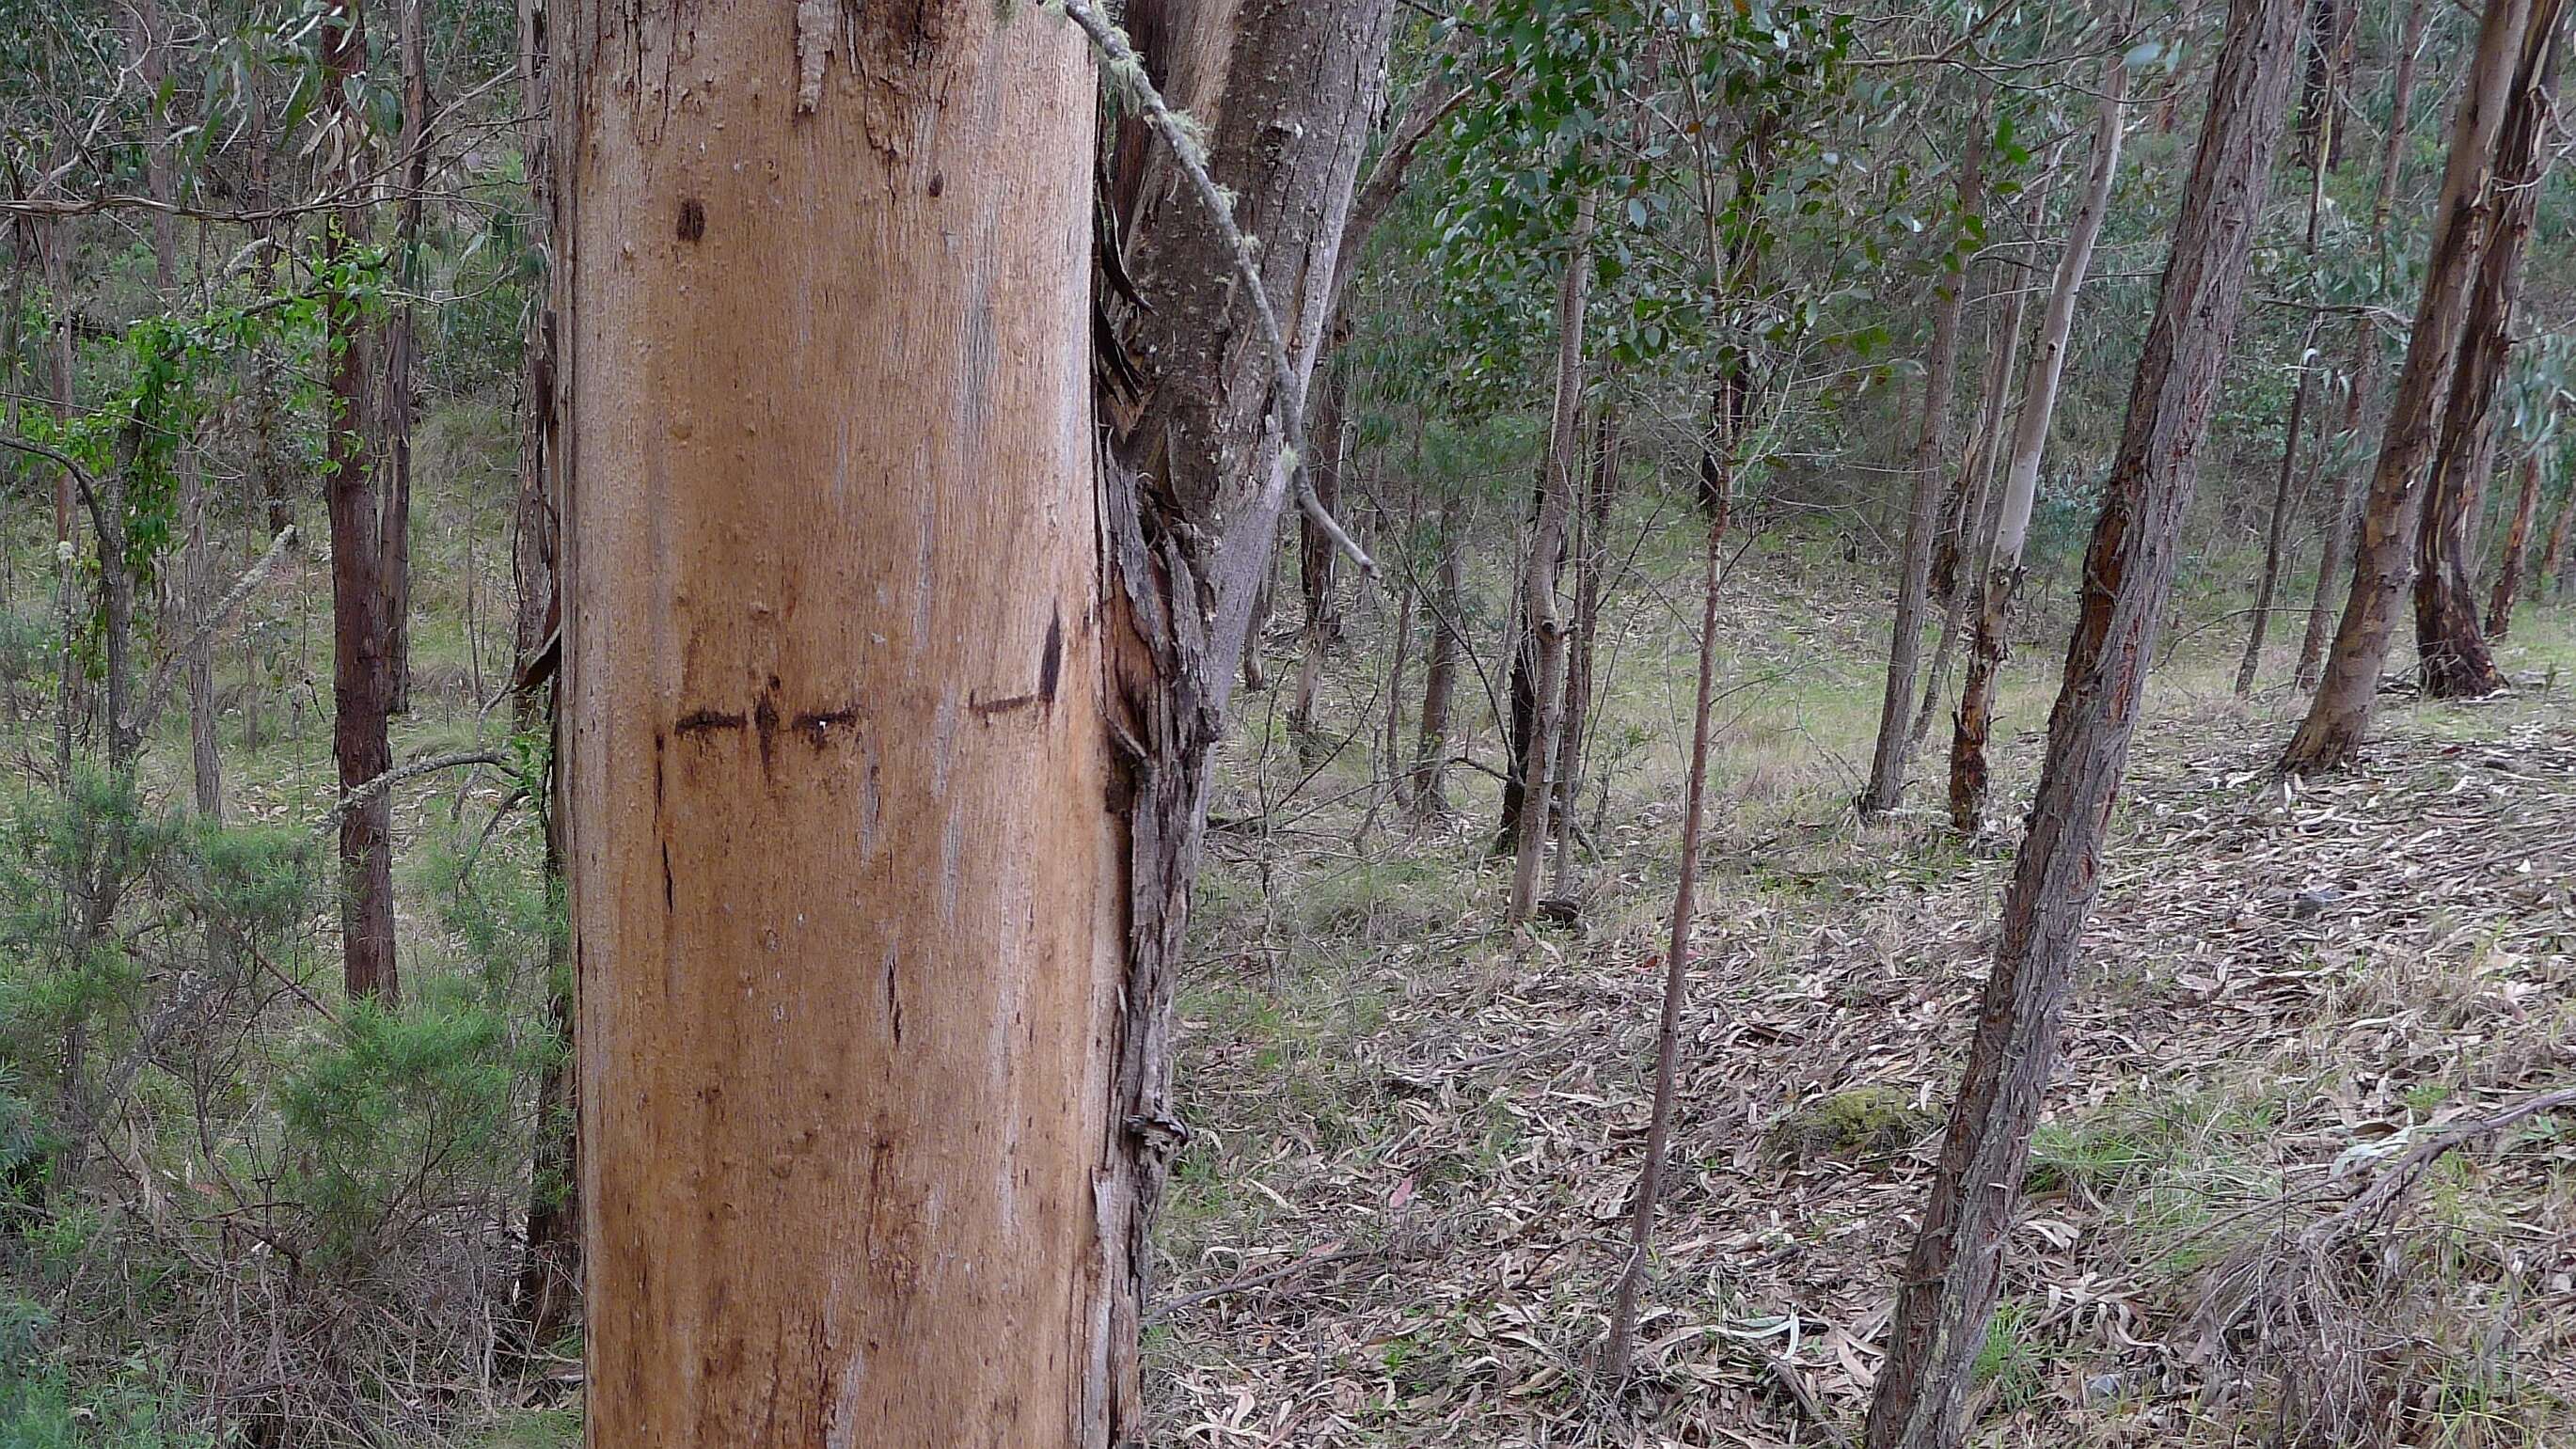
[276,988,546,1263]
[1971,1299,2049,1410]
[0,1297,211,1449]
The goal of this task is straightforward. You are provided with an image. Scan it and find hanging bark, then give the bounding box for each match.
[322,0,399,1000]
[2284,0,2536,769]
[1949,64,2125,832]
[1601,461,1729,1383]
[2485,445,2543,637]
[1861,98,1988,819]
[2410,2,2560,698]
[1865,0,2302,1439]
[2297,0,2431,692]
[1507,193,1596,925]
[1411,495,1464,818]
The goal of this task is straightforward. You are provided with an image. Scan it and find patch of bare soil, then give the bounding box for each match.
[1149,701,2576,1447]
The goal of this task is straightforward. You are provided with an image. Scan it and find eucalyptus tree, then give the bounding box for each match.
[1860,79,1990,821]
[1949,53,2127,832]
[2296,0,2432,691]
[2287,0,2545,769]
[2235,39,2346,699]
[1866,0,2305,1436]
[2410,0,2563,698]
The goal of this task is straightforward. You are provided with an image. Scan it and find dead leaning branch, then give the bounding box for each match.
[310,750,512,841]
[1053,0,1376,577]
[2190,1084,2576,1347]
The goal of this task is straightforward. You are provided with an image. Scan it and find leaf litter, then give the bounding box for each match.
[1151,694,2576,1447]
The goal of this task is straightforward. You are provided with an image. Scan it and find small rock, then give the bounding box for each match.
[2083,1372,2126,1406]
[2290,886,2344,921]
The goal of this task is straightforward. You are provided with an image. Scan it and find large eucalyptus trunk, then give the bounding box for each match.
[1949,65,2125,832]
[561,0,1396,1436]
[560,2,1119,1438]
[2284,0,2537,769]
[1864,0,2301,1439]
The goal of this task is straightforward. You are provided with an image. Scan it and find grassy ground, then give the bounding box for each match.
[1159,516,2576,1447]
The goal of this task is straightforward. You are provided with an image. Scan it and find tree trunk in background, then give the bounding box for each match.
[1866,0,2300,1437]
[2298,0,2430,692]
[2235,317,2320,698]
[1861,100,1987,819]
[1412,496,1463,818]
[1507,195,1596,925]
[2237,83,2338,699]
[380,0,432,718]
[38,214,73,547]
[1916,157,2060,750]
[2284,0,2535,770]
[1950,65,2124,832]
[2531,465,2571,601]
[1552,401,1620,896]
[133,0,226,820]
[508,0,575,1352]
[2411,1,2560,699]
[1602,467,1728,1383]
[1494,458,1551,856]
[2486,446,2542,637]
[323,0,399,1000]
[1288,359,1349,761]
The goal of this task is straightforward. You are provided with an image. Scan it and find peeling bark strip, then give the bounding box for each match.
[1863,0,2303,1439]
[558,4,1116,1442]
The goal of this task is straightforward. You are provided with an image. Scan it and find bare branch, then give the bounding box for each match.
[312,750,513,841]
[131,527,299,739]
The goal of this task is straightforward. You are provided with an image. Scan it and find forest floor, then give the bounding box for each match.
[1155,543,2576,1448]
